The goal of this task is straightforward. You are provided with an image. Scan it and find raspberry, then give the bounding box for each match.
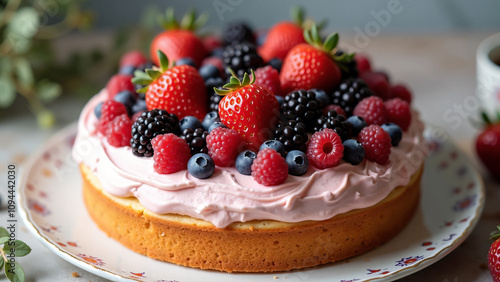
[353,96,387,126]
[106,74,135,99]
[384,98,411,131]
[98,100,128,135]
[151,133,191,174]
[390,84,412,104]
[354,54,371,74]
[359,71,390,100]
[120,50,147,68]
[206,127,244,167]
[323,104,346,117]
[105,114,133,147]
[358,124,392,165]
[251,148,288,186]
[306,129,344,169]
[254,65,282,96]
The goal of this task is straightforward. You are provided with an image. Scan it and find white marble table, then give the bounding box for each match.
[1,31,498,281]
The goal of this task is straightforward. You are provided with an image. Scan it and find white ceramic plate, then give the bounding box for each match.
[18,124,484,282]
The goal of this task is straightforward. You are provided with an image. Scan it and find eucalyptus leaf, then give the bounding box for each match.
[2,240,31,257]
[36,80,61,102]
[0,77,16,108]
[5,261,25,282]
[14,58,34,87]
[7,7,39,39]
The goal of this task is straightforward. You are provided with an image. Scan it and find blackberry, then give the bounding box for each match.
[273,120,308,152]
[180,128,209,155]
[335,49,358,80]
[130,109,180,157]
[222,22,255,46]
[280,89,324,130]
[205,77,225,112]
[313,110,352,141]
[222,42,263,79]
[330,78,374,117]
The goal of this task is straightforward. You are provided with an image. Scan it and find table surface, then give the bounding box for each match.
[1,31,499,282]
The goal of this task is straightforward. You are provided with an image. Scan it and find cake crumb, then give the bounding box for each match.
[72,272,79,277]
[273,276,279,279]
[249,226,254,231]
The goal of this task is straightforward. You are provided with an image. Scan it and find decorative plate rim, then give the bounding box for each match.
[17,122,485,282]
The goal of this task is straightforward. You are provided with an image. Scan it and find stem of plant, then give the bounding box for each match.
[0,247,7,264]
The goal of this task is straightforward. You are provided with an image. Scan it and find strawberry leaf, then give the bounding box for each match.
[146,69,162,80]
[292,6,305,27]
[157,50,170,72]
[323,33,339,53]
[481,111,492,125]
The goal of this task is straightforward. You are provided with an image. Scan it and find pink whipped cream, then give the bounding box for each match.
[73,90,428,228]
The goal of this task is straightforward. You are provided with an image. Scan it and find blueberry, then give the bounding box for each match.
[94,101,103,119]
[259,140,285,157]
[346,115,367,137]
[275,95,284,106]
[202,111,220,131]
[199,64,220,81]
[119,65,136,76]
[381,123,403,146]
[188,153,215,179]
[179,116,202,131]
[286,150,309,176]
[113,90,137,114]
[211,48,224,58]
[208,121,227,133]
[131,99,147,114]
[235,150,257,175]
[176,57,197,68]
[268,58,282,72]
[342,139,365,165]
[309,88,329,108]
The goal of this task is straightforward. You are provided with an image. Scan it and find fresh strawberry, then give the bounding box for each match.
[132,50,207,120]
[475,111,500,181]
[216,70,280,151]
[253,65,282,96]
[359,71,390,100]
[488,226,500,282]
[120,50,148,68]
[280,25,350,94]
[150,8,208,67]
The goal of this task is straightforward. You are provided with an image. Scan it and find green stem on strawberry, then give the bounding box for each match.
[214,69,256,96]
[491,226,500,240]
[158,8,208,31]
[132,50,171,93]
[292,6,327,31]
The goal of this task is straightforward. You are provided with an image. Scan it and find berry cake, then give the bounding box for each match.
[73,8,427,273]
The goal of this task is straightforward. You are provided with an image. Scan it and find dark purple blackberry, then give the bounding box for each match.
[205,77,225,112]
[222,42,263,79]
[273,120,308,152]
[222,22,255,46]
[280,89,324,130]
[335,49,358,80]
[130,109,180,157]
[330,78,374,117]
[180,128,209,155]
[313,110,352,141]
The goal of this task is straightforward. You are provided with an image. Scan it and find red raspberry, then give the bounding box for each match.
[251,148,288,186]
[206,127,245,167]
[354,54,371,74]
[105,114,133,147]
[324,104,346,117]
[105,74,135,99]
[358,124,392,165]
[353,96,387,125]
[359,71,390,100]
[98,100,128,135]
[384,98,411,131]
[253,65,282,96]
[306,129,344,169]
[120,50,148,68]
[390,84,412,104]
[151,133,191,174]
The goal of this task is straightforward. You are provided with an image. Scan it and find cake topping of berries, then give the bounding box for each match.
[313,110,352,142]
[235,150,257,175]
[216,70,280,151]
[358,124,392,165]
[381,123,403,146]
[98,100,128,135]
[180,128,209,155]
[151,133,191,174]
[132,50,207,120]
[286,150,309,176]
[130,109,180,157]
[105,114,133,147]
[384,98,411,131]
[306,128,344,169]
[273,120,308,152]
[253,65,282,96]
[206,127,245,167]
[251,148,288,186]
[342,139,365,165]
[222,42,264,79]
[188,153,215,179]
[353,96,387,125]
[359,71,390,100]
[330,78,374,116]
[281,89,324,129]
